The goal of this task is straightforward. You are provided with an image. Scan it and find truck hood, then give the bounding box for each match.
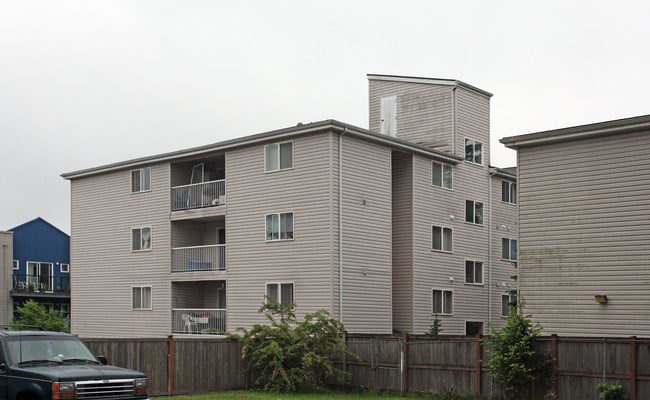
[18,364,146,381]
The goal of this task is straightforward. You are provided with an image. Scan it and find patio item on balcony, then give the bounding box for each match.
[182,314,198,333]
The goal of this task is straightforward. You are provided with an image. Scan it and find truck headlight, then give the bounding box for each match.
[52,382,75,399]
[135,378,148,395]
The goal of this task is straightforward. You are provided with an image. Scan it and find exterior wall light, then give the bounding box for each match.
[594,295,608,304]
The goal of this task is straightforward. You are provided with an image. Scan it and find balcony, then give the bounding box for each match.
[171,180,225,211]
[172,309,226,335]
[171,244,226,273]
[11,274,70,297]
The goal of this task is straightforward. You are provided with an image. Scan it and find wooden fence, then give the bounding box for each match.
[83,335,650,399]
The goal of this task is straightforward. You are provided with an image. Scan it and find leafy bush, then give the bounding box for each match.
[11,299,69,332]
[233,300,353,392]
[598,381,628,400]
[426,313,442,337]
[431,387,477,399]
[483,304,552,399]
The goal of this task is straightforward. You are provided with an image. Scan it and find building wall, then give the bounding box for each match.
[518,129,650,336]
[0,232,13,325]
[70,163,172,338]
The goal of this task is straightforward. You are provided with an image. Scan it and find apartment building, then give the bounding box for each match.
[501,115,650,337]
[0,231,13,325]
[62,74,517,338]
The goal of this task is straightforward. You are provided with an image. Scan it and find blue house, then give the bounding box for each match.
[9,218,70,320]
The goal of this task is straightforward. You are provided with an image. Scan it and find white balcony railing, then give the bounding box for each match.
[171,180,225,211]
[172,308,226,334]
[171,244,226,273]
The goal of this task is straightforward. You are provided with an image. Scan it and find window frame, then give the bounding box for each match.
[465,200,484,225]
[432,289,453,316]
[265,282,295,306]
[264,141,294,173]
[131,226,152,252]
[501,237,518,261]
[464,138,483,165]
[464,260,484,285]
[265,212,294,242]
[132,285,152,310]
[60,263,70,273]
[12,260,18,270]
[431,161,453,190]
[501,292,517,317]
[431,225,453,253]
[501,180,517,204]
[130,167,151,193]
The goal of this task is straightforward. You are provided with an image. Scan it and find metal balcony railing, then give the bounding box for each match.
[171,180,225,211]
[12,274,70,294]
[171,244,226,272]
[172,309,226,335]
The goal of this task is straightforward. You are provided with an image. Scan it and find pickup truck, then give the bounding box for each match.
[0,330,148,400]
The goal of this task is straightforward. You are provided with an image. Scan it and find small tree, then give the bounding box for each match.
[483,303,552,399]
[426,313,442,337]
[11,300,69,332]
[233,300,353,392]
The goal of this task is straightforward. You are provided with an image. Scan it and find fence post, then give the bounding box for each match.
[167,335,174,396]
[401,332,408,396]
[630,336,637,400]
[475,335,482,398]
[551,334,558,396]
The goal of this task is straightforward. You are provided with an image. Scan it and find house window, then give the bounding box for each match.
[265,213,294,241]
[131,227,152,251]
[265,141,293,172]
[12,260,18,270]
[465,200,484,225]
[431,226,452,252]
[465,261,483,285]
[132,286,152,310]
[502,238,518,261]
[502,180,517,204]
[432,162,453,189]
[131,167,151,193]
[432,289,453,315]
[60,263,70,273]
[464,138,483,164]
[266,283,294,306]
[501,293,517,316]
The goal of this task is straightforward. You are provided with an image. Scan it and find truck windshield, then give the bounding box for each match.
[6,336,98,365]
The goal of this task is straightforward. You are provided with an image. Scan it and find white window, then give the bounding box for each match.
[265,213,294,241]
[431,226,452,252]
[502,180,517,204]
[60,263,69,273]
[265,141,293,172]
[12,260,18,270]
[464,138,483,164]
[266,283,294,306]
[131,227,152,251]
[465,261,483,285]
[131,167,151,193]
[132,286,152,310]
[501,293,517,316]
[432,162,453,189]
[432,289,453,315]
[502,238,518,261]
[465,200,484,225]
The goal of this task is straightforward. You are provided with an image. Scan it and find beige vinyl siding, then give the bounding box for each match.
[369,80,454,152]
[455,87,490,167]
[518,129,650,336]
[340,135,393,334]
[411,155,493,334]
[70,163,171,338]
[0,232,12,326]
[225,132,337,332]
[391,152,414,332]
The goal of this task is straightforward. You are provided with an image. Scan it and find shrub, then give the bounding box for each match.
[598,381,628,400]
[233,300,353,392]
[482,303,552,399]
[11,299,69,332]
[426,313,442,337]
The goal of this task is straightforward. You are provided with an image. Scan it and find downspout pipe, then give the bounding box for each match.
[339,128,348,325]
[452,87,457,156]
[488,167,498,326]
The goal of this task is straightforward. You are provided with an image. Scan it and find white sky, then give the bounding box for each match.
[1,1,649,234]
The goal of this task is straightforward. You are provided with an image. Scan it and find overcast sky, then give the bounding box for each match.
[1,1,649,234]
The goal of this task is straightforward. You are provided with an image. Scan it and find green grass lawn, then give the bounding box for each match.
[154,390,410,400]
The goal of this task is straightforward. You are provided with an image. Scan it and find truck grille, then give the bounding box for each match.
[75,379,135,399]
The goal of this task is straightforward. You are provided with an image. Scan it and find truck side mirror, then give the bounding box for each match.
[96,356,108,365]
